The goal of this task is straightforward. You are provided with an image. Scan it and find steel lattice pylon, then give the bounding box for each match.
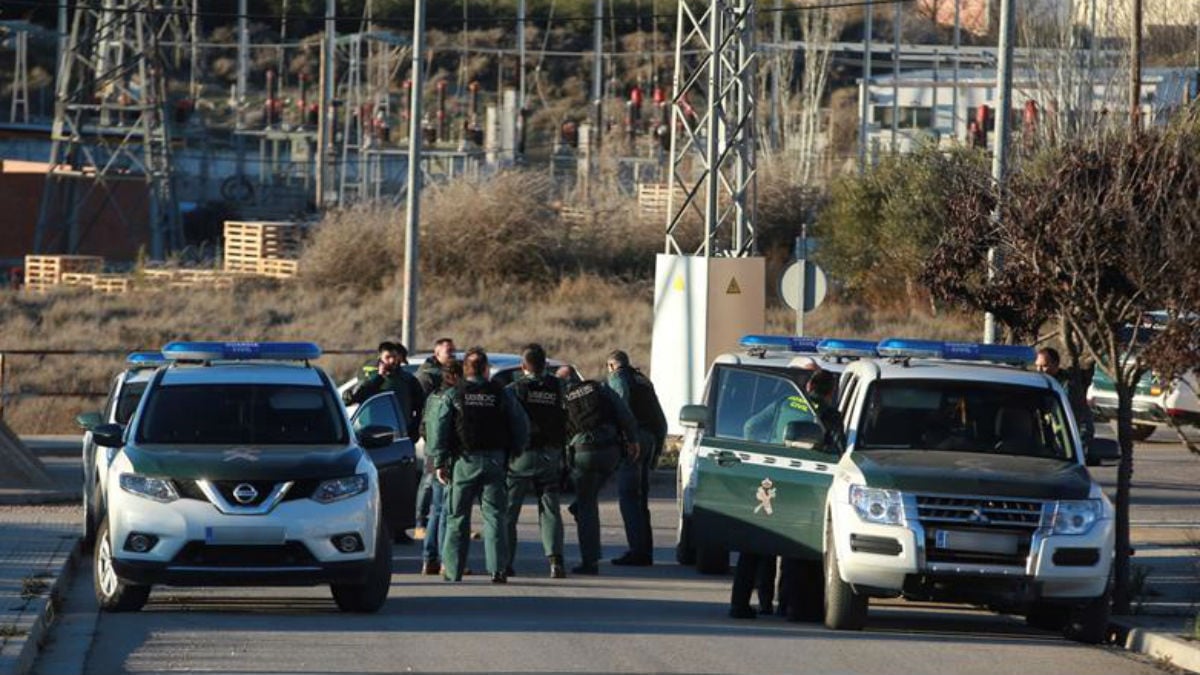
[665,0,757,257]
[35,1,187,258]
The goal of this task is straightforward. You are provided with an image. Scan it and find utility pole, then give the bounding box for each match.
[858,1,873,172]
[592,0,604,150]
[518,0,527,110]
[316,0,335,208]
[402,0,427,352]
[771,0,782,150]
[985,0,1016,345]
[891,1,900,151]
[1130,0,1143,138]
[953,0,961,139]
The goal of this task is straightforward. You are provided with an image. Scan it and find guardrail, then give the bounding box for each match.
[0,348,375,420]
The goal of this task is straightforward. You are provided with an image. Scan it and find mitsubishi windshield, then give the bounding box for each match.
[135,384,348,446]
[857,380,1077,460]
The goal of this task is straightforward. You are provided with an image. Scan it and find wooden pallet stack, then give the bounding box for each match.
[636,182,685,221]
[23,255,103,292]
[223,221,303,278]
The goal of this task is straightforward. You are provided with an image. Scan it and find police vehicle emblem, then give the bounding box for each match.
[754,478,777,515]
[232,483,259,504]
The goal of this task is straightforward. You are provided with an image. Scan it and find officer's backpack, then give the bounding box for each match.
[453,380,510,452]
[512,375,567,448]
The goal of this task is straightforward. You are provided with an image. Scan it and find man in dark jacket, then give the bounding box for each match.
[606,350,667,566]
[344,341,425,438]
[416,337,458,395]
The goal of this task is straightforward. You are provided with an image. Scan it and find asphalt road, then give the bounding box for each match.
[27,432,1197,675]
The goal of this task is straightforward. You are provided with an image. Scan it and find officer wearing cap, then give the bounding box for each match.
[431,347,529,583]
[606,349,667,567]
[504,344,569,579]
[561,370,639,575]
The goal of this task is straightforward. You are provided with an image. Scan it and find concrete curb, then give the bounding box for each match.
[0,491,79,506]
[7,537,80,675]
[1111,619,1200,674]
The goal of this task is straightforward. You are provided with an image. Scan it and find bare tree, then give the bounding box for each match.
[794,1,847,184]
[921,114,1200,615]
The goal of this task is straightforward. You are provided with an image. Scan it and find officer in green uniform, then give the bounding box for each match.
[606,350,667,567]
[418,359,462,576]
[562,374,639,575]
[806,369,846,454]
[430,347,529,583]
[504,344,569,579]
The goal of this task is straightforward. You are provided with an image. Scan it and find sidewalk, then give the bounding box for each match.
[0,507,81,675]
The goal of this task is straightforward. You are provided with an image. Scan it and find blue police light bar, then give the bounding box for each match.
[739,335,822,353]
[816,338,880,359]
[161,341,322,362]
[126,351,168,368]
[877,338,1036,365]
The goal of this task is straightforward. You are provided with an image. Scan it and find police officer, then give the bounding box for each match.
[431,347,529,583]
[563,372,639,575]
[805,369,845,454]
[418,358,462,576]
[417,337,458,395]
[606,350,667,567]
[505,344,568,579]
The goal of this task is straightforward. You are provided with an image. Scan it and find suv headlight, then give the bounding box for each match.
[312,474,368,504]
[849,485,905,526]
[119,473,178,503]
[1048,499,1103,535]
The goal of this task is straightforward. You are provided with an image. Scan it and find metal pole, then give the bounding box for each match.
[985,0,1016,345]
[237,0,249,129]
[795,235,806,337]
[58,0,68,79]
[402,0,427,352]
[891,1,900,151]
[771,0,782,150]
[1130,0,1143,137]
[593,0,604,149]
[858,2,873,173]
[518,0,526,111]
[704,0,721,258]
[953,0,961,139]
[316,0,336,208]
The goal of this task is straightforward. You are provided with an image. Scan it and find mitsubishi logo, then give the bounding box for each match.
[232,483,259,504]
[968,507,990,524]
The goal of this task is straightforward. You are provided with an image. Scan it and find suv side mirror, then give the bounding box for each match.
[784,420,825,450]
[76,411,102,431]
[679,404,708,429]
[357,425,395,449]
[92,423,125,448]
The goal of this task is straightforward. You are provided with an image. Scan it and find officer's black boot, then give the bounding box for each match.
[549,555,566,579]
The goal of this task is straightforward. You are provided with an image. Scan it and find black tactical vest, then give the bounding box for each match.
[454,380,510,452]
[513,375,567,448]
[564,379,612,437]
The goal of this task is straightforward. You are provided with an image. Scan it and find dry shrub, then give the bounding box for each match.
[299,207,401,290]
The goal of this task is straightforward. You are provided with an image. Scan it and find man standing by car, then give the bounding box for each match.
[1036,347,1095,448]
[606,350,667,567]
[505,344,569,579]
[417,337,458,395]
[432,347,529,583]
[563,374,640,575]
[344,341,426,433]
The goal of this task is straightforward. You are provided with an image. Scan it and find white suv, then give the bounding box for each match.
[90,342,396,613]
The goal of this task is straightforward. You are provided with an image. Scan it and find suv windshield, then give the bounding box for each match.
[115,382,148,425]
[858,379,1076,460]
[136,384,347,445]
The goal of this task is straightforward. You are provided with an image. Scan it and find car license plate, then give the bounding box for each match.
[204,526,286,545]
[934,529,1019,555]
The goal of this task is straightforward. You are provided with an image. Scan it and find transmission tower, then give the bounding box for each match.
[665,0,757,257]
[34,1,188,258]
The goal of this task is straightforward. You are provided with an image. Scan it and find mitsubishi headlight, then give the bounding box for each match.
[849,485,905,526]
[1048,499,1103,535]
[118,473,178,503]
[312,474,368,504]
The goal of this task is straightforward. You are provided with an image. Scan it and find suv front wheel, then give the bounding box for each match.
[94,519,151,612]
[823,522,867,630]
[330,522,393,613]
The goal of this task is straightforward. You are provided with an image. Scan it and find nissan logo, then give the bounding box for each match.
[232,483,259,504]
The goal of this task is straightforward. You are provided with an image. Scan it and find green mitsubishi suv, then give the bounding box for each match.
[680,336,1114,644]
